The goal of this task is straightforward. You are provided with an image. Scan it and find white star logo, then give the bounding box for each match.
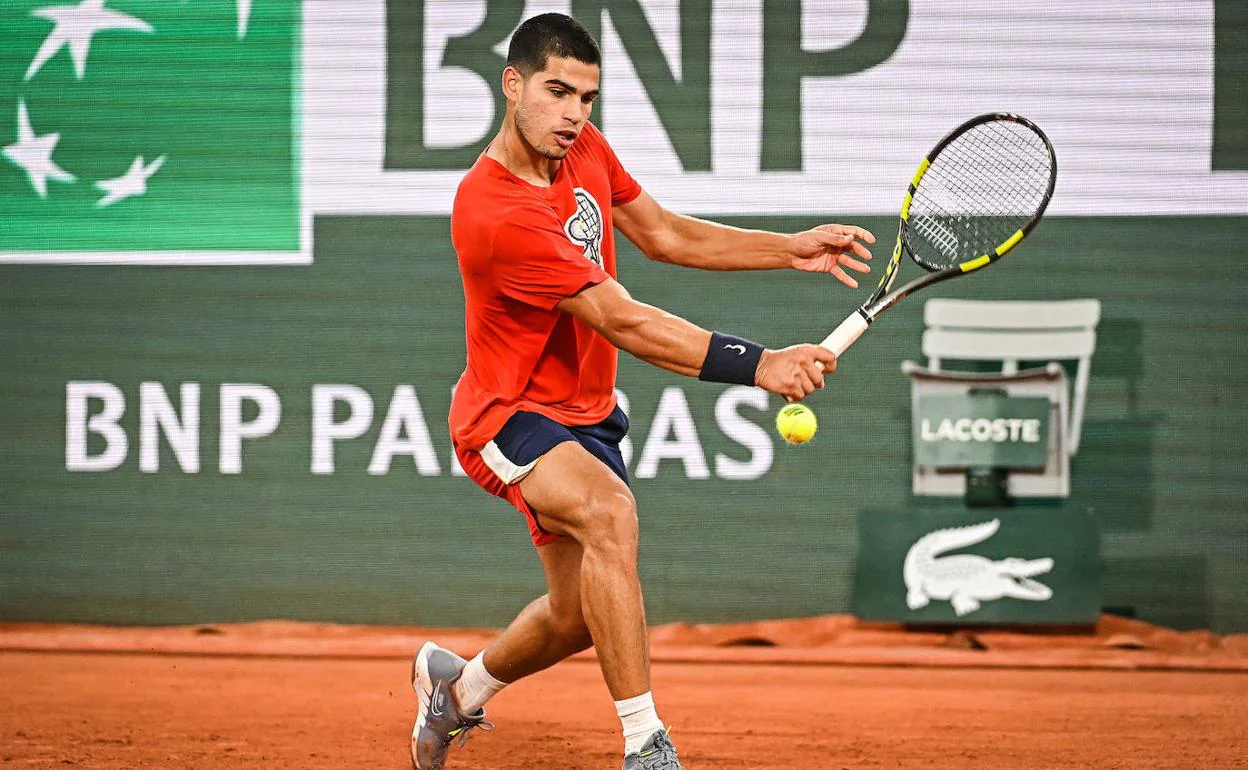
[25,0,153,82]
[95,154,166,207]
[2,101,76,198]
[236,0,252,39]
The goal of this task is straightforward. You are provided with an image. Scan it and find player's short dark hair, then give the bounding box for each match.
[507,13,601,76]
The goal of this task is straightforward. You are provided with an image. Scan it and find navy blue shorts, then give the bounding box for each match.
[455,406,629,546]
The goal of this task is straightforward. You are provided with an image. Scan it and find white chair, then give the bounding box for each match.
[902,298,1101,499]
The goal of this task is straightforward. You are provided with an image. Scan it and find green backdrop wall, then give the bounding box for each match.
[1,1,1246,632]
[3,215,1246,632]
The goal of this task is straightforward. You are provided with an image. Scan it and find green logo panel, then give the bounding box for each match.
[913,393,1051,469]
[854,507,1102,625]
[0,1,299,255]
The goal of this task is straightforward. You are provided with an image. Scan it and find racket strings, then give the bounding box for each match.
[908,120,1053,269]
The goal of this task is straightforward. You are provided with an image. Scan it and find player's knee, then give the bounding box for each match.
[577,487,638,556]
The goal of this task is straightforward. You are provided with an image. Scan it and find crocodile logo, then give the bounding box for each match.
[903,519,1054,616]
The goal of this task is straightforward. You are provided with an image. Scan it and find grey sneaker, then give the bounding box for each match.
[622,729,684,769]
[410,641,492,770]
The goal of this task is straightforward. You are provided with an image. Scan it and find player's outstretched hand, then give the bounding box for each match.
[755,344,838,402]
[788,224,876,288]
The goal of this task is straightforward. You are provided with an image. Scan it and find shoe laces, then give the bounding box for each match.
[447,715,493,750]
[634,729,682,769]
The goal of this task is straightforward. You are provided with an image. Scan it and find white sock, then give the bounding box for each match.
[451,652,506,715]
[616,692,665,756]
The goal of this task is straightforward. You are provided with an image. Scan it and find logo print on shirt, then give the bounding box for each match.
[564,187,604,266]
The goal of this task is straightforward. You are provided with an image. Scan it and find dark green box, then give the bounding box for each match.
[854,507,1101,624]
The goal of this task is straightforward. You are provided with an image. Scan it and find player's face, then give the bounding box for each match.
[513,56,600,160]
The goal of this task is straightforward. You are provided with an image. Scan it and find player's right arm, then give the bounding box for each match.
[557,278,836,402]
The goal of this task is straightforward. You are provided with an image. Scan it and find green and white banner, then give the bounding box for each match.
[1,0,302,263]
[5,1,1246,266]
[332,0,1247,216]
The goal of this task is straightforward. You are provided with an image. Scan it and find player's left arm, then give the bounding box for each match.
[612,190,876,288]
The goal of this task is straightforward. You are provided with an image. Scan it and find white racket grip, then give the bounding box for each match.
[820,313,869,357]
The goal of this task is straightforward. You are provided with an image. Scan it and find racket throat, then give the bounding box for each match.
[820,311,871,357]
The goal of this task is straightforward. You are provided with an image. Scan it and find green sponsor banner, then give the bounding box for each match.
[913,393,1050,469]
[854,507,1101,624]
[1,216,1247,633]
[0,0,300,259]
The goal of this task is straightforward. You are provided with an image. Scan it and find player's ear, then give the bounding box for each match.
[502,66,523,101]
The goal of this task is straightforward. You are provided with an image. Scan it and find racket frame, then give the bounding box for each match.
[820,112,1056,356]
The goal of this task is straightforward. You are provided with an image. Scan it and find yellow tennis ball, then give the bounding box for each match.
[776,404,817,445]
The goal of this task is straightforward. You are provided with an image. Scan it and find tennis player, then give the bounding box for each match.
[411,13,874,770]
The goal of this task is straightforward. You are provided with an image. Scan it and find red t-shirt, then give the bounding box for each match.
[449,122,643,450]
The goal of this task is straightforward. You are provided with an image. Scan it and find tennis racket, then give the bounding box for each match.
[820,112,1056,357]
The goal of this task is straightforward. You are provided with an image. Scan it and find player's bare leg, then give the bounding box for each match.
[471,536,593,685]
[515,442,680,767]
[445,442,681,767]
[515,441,650,699]
[410,491,596,769]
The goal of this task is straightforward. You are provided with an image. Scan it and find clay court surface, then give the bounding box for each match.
[2,619,1246,769]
